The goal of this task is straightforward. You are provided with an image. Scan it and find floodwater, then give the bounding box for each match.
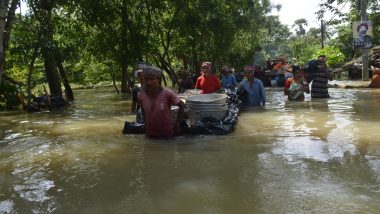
[1,84,380,213]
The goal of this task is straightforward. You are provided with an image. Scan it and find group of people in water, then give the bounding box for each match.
[130,55,380,139]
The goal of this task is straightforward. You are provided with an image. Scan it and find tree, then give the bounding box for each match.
[261,15,292,59]
[318,0,380,58]
[0,0,19,84]
[313,46,345,67]
[292,19,308,36]
[29,0,63,98]
[289,27,321,65]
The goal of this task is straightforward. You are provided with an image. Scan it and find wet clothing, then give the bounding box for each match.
[195,74,221,94]
[273,63,290,73]
[307,71,331,98]
[237,78,266,106]
[137,88,180,138]
[221,74,237,89]
[285,77,308,101]
[132,85,142,109]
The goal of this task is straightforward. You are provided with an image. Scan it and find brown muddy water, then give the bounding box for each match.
[1,84,380,213]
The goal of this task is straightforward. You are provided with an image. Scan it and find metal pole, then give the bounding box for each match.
[321,20,324,49]
[361,0,369,80]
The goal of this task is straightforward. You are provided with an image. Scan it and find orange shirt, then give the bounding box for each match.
[274,63,291,72]
[273,63,283,71]
[195,74,221,94]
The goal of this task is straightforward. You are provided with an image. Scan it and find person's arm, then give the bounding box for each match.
[195,77,201,89]
[131,88,138,113]
[327,70,333,81]
[174,100,185,135]
[137,94,145,122]
[260,81,266,106]
[131,101,136,113]
[232,75,237,87]
[169,90,185,135]
[301,79,310,93]
[369,81,374,88]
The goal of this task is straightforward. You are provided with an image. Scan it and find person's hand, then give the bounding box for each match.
[303,86,310,94]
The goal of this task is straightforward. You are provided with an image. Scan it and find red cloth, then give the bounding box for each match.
[195,75,221,94]
[284,78,291,94]
[137,88,180,138]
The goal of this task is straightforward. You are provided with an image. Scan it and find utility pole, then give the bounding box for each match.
[321,19,324,49]
[361,0,369,80]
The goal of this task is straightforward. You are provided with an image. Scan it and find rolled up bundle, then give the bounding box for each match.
[186,93,228,124]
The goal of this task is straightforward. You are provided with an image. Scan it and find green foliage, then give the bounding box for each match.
[319,0,380,60]
[289,30,321,66]
[8,0,360,100]
[313,46,345,67]
[328,24,356,59]
[0,81,21,110]
[261,15,292,59]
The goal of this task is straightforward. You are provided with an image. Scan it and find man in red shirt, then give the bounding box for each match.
[137,66,185,138]
[195,62,221,94]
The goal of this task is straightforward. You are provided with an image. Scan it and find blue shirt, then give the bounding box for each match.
[221,74,237,88]
[237,79,266,106]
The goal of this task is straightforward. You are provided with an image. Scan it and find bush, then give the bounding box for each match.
[0,81,21,111]
[313,46,345,68]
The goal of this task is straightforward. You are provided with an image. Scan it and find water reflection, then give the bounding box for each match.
[0,86,380,213]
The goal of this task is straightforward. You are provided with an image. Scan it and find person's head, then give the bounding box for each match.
[201,62,212,76]
[278,57,286,64]
[142,66,162,92]
[357,23,369,35]
[373,67,380,76]
[221,66,231,75]
[134,69,144,83]
[317,57,327,71]
[244,65,255,80]
[292,66,303,79]
[179,69,189,79]
[317,55,327,63]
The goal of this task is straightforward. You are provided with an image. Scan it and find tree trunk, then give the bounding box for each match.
[120,0,130,94]
[57,61,74,101]
[0,0,18,84]
[3,0,17,50]
[0,0,8,83]
[39,0,62,98]
[151,55,167,86]
[121,61,130,93]
[27,47,38,102]
[110,67,120,94]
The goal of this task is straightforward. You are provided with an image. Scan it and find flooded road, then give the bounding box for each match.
[1,85,380,213]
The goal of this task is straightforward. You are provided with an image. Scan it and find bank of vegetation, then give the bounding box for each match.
[0,0,379,110]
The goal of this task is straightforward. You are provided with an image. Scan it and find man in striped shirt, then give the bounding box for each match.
[306,55,333,98]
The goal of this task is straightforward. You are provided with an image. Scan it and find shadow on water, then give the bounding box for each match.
[1,86,380,213]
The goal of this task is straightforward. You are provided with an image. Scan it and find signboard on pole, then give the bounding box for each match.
[353,21,373,49]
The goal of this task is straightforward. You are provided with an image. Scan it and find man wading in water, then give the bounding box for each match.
[137,66,185,139]
[306,55,333,98]
[237,65,266,107]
